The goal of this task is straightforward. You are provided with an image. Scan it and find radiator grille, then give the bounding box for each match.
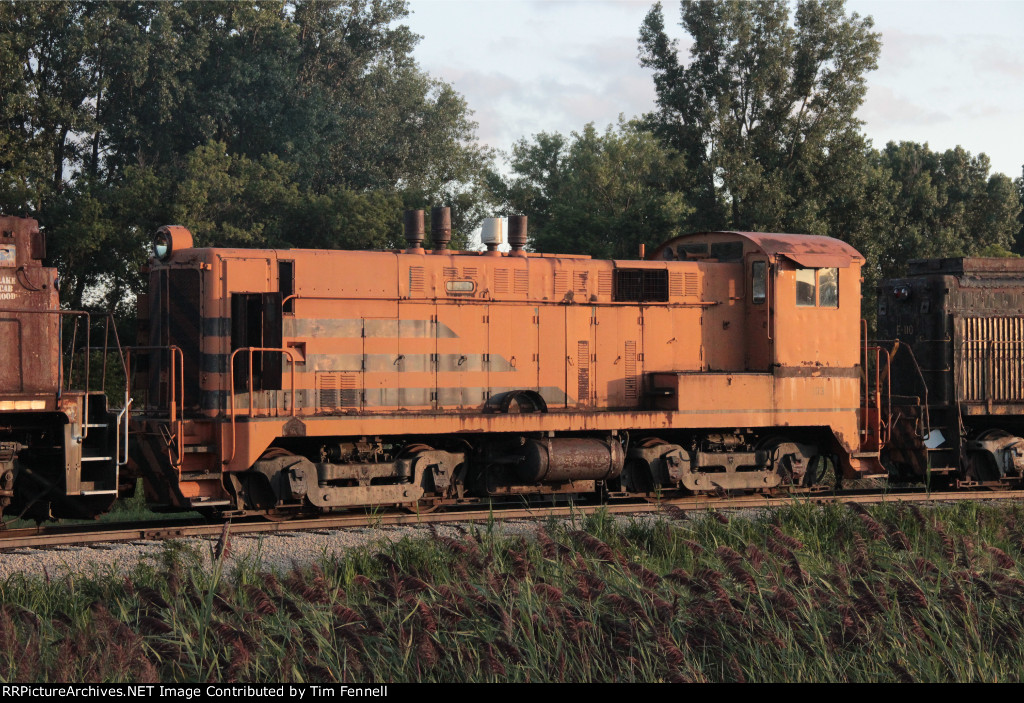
[958,316,1024,402]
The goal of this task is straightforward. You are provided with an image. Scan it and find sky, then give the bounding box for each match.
[404,0,1024,179]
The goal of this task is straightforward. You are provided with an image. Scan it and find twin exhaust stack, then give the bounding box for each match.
[403,207,527,256]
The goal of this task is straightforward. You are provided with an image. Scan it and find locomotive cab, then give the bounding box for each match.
[648,232,881,486]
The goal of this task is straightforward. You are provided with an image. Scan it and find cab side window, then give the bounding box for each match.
[795,267,839,308]
[795,268,816,306]
[818,267,839,307]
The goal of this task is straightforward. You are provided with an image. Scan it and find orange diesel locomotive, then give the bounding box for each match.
[127,208,886,517]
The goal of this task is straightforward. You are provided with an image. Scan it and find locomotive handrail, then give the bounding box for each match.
[225,347,296,466]
[125,345,185,468]
[0,307,98,439]
[116,397,132,467]
[876,346,892,446]
[872,340,931,439]
[859,344,892,450]
[861,320,892,451]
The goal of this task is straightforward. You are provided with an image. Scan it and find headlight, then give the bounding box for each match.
[153,231,170,259]
[152,225,194,261]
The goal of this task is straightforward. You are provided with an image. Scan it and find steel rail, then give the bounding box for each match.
[4,489,1024,552]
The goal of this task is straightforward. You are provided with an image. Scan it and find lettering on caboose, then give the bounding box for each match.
[0,274,19,301]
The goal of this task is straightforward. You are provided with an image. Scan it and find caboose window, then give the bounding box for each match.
[614,269,669,302]
[752,261,767,304]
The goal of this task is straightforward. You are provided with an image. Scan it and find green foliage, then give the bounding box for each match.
[494,119,692,259]
[0,0,493,312]
[631,0,1022,300]
[879,143,1021,268]
[639,0,881,235]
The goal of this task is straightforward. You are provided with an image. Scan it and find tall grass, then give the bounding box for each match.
[4,501,1024,681]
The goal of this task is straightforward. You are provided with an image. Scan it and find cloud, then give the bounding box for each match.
[968,43,1024,80]
[873,28,948,74]
[859,85,950,127]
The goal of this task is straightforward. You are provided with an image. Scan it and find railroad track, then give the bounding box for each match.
[2,488,1024,552]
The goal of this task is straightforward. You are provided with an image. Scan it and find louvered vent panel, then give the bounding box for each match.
[554,272,569,295]
[959,316,1024,402]
[625,341,638,400]
[577,341,590,403]
[409,266,424,294]
[598,271,613,297]
[669,272,683,297]
[574,271,589,295]
[318,372,360,410]
[443,267,458,279]
[339,374,360,408]
[462,267,478,279]
[514,269,529,294]
[494,269,510,293]
[685,273,699,297]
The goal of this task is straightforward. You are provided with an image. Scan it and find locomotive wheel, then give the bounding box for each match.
[405,499,443,515]
[398,443,447,513]
[757,437,801,486]
[262,509,302,522]
[623,437,668,494]
[757,437,828,489]
[964,429,1019,483]
[243,448,308,520]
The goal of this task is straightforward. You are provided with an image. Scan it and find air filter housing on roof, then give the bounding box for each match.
[481,218,503,252]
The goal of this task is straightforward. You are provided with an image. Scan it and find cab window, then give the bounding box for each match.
[795,268,816,306]
[818,267,838,307]
[751,261,767,304]
[795,267,838,308]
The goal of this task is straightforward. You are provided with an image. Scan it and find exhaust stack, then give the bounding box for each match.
[431,206,451,252]
[403,210,425,253]
[507,215,527,257]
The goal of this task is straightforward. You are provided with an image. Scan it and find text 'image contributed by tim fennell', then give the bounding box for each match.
[2,685,390,699]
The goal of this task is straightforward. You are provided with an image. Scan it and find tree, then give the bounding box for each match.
[493,119,692,259]
[879,142,1021,270]
[1015,165,1024,254]
[638,0,881,235]
[0,0,493,311]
